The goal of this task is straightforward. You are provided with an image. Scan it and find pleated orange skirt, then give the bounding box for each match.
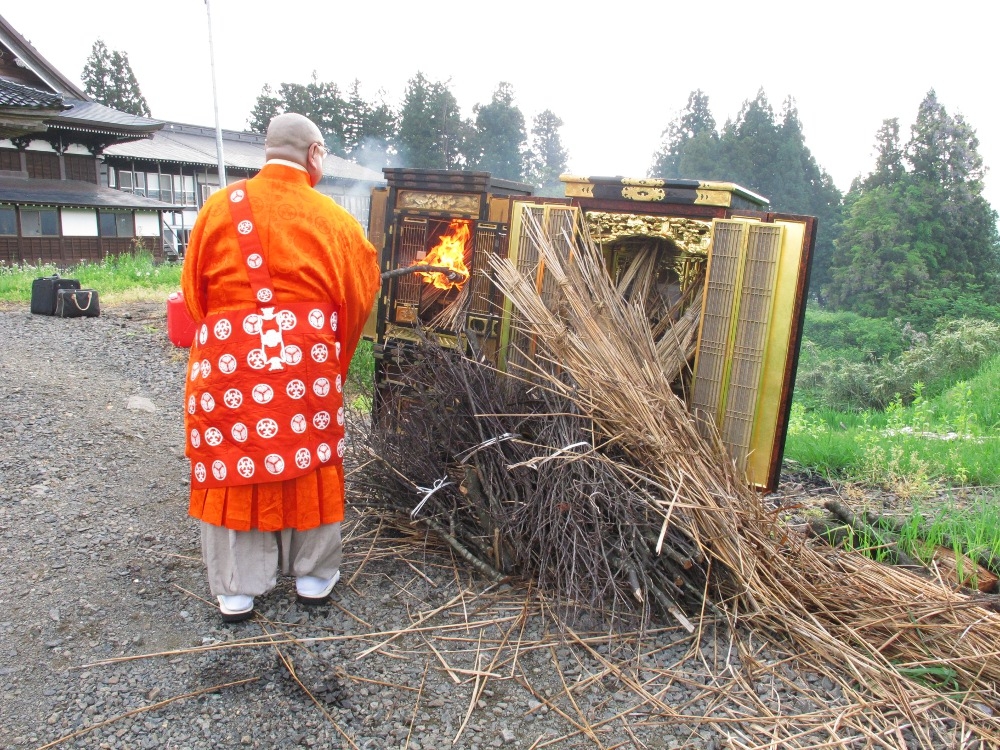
[188,464,345,531]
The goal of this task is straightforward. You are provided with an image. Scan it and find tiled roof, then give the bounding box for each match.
[50,99,163,136]
[105,122,385,183]
[0,175,180,210]
[0,78,68,109]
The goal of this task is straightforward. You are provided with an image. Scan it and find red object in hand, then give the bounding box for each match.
[167,290,197,348]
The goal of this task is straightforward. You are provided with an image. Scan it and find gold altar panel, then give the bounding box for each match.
[745,219,807,488]
[720,224,783,478]
[691,220,748,427]
[363,188,389,341]
[500,202,580,375]
[397,190,480,215]
[691,219,791,484]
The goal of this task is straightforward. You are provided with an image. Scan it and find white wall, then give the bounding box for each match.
[135,211,160,237]
[61,208,98,237]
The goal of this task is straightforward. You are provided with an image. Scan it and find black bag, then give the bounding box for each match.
[54,288,100,318]
[31,275,82,315]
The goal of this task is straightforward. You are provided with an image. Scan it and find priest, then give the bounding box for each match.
[181,113,380,622]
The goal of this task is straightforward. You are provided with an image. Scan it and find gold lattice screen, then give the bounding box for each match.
[500,203,579,376]
[691,218,804,487]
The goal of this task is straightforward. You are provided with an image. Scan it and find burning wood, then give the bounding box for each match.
[413,219,470,291]
[381,264,468,283]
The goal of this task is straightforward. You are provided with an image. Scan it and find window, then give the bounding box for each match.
[99,211,134,238]
[201,184,220,203]
[115,171,147,196]
[183,175,195,204]
[0,206,16,235]
[173,175,196,205]
[20,208,59,236]
[158,174,172,202]
[107,166,116,188]
[145,173,170,201]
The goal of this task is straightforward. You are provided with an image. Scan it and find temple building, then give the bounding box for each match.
[0,13,383,265]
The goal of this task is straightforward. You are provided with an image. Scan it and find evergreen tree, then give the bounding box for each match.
[248,84,281,133]
[826,90,999,323]
[245,74,347,154]
[526,109,569,195]
[342,81,397,168]
[342,80,370,156]
[721,89,783,200]
[304,74,347,155]
[649,89,716,178]
[429,79,472,170]
[908,90,950,184]
[396,73,471,169]
[363,94,396,148]
[396,73,437,169]
[863,118,905,190]
[773,99,844,302]
[827,182,931,317]
[276,74,346,154]
[82,39,151,117]
[469,82,527,181]
[356,89,397,169]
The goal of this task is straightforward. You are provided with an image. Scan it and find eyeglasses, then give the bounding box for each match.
[313,143,329,159]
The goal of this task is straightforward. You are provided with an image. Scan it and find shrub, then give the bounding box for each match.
[802,308,911,360]
[795,318,1000,412]
[881,319,1000,403]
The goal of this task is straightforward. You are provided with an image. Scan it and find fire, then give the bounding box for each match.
[417,220,470,290]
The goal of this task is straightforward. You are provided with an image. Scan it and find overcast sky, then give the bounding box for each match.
[5,1,998,208]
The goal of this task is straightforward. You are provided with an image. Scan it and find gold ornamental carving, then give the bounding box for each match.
[398,190,480,214]
[562,182,594,198]
[621,186,666,202]
[620,178,666,188]
[585,212,712,254]
[693,190,733,207]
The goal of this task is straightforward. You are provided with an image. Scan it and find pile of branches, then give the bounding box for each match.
[349,213,1000,745]
[348,335,708,628]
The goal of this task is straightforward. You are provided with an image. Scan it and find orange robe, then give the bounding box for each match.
[182,162,380,531]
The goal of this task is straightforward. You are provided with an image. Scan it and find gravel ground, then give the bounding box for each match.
[0,300,974,750]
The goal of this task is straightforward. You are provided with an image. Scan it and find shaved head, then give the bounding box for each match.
[264,113,324,165]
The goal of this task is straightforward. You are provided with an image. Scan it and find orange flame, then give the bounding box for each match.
[417,220,470,290]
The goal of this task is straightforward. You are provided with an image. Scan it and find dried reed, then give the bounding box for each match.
[486,211,1000,745]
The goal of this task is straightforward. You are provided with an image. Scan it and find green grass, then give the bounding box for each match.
[0,247,182,304]
[823,491,1000,592]
[346,340,375,400]
[785,354,1000,492]
[897,496,1000,578]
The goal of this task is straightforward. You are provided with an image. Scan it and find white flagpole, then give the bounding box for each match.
[205,0,227,189]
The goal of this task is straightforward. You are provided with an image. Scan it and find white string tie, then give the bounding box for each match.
[507,441,592,471]
[410,476,453,519]
[456,432,519,463]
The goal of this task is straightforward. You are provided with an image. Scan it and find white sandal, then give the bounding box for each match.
[218,594,254,622]
[295,570,340,604]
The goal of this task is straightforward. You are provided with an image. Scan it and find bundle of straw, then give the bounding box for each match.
[486,211,1000,746]
[350,334,710,626]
